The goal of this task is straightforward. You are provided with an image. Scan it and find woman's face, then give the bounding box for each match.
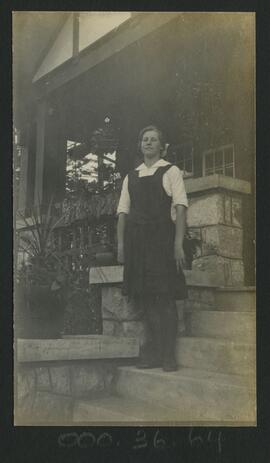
[141,130,162,159]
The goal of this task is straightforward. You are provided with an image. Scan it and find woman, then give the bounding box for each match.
[117,125,188,371]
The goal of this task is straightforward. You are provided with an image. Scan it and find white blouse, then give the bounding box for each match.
[117,159,188,222]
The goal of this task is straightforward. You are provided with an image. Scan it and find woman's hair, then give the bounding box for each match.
[137,125,166,155]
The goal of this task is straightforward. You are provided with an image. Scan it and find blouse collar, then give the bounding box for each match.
[135,158,170,171]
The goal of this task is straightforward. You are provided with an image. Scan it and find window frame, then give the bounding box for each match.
[167,141,194,178]
[202,144,235,178]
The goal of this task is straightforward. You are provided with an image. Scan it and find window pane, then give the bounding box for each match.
[215,167,223,174]
[215,150,223,167]
[205,153,214,169]
[225,146,234,164]
[225,166,234,177]
[185,153,192,162]
[178,160,184,170]
[185,159,193,173]
[176,154,183,170]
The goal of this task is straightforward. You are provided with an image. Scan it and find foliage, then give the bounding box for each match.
[65,119,120,198]
[16,198,70,307]
[62,190,120,225]
[90,123,119,156]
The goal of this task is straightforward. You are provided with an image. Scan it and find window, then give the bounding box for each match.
[65,118,120,197]
[202,144,235,177]
[166,142,194,178]
[66,141,120,196]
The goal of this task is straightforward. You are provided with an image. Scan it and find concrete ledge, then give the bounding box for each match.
[90,266,123,284]
[185,174,251,195]
[216,286,256,292]
[90,267,255,291]
[17,335,139,362]
[90,266,219,287]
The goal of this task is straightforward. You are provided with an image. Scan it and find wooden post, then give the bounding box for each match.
[34,96,68,207]
[34,99,47,206]
[18,147,29,211]
[97,154,104,192]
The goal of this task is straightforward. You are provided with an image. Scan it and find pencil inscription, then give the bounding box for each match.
[57,428,223,453]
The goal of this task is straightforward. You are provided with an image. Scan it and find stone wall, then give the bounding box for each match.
[15,360,117,424]
[101,286,187,340]
[186,190,246,286]
[102,286,147,344]
[15,336,139,424]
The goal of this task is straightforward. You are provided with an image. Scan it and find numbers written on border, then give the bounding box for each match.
[58,430,168,450]
[58,432,113,449]
[57,429,223,453]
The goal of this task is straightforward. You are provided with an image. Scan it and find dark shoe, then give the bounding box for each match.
[162,358,178,372]
[136,357,162,369]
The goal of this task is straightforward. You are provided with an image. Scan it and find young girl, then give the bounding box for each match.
[117,126,188,371]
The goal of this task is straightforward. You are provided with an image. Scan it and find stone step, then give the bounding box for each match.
[184,310,255,340]
[17,335,139,362]
[214,287,256,311]
[179,286,256,312]
[73,396,185,423]
[176,337,255,375]
[115,366,256,423]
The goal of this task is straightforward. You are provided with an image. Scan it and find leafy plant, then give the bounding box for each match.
[16,198,69,299]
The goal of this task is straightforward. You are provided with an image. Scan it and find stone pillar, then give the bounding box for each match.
[185,174,251,287]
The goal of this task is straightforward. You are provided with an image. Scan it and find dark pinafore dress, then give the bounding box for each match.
[122,164,187,300]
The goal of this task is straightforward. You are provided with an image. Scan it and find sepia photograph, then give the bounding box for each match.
[13,11,256,426]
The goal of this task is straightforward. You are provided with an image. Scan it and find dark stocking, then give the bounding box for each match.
[138,295,162,367]
[158,296,178,371]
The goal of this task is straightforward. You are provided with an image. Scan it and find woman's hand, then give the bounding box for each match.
[174,205,187,272]
[174,240,185,272]
[117,244,125,264]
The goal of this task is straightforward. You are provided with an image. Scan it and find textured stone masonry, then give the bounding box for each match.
[15,335,140,424]
[101,287,147,345]
[192,255,244,286]
[187,192,243,229]
[16,360,119,424]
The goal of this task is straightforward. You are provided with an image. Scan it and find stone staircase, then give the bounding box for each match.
[73,286,256,425]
